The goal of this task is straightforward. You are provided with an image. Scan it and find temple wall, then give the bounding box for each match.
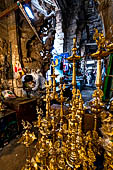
[97,0,113,41]
[54,8,64,55]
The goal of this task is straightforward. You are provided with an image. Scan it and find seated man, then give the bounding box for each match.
[22,69,45,97]
[22,74,35,98]
[31,69,45,91]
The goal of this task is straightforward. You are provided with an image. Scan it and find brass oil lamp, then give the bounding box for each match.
[19,35,113,170]
[50,60,58,100]
[66,38,80,100]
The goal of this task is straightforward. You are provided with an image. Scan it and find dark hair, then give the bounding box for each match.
[24,75,33,82]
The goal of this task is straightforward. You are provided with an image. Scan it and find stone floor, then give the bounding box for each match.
[0,138,26,170]
[0,135,36,170]
[81,86,94,102]
[0,86,95,170]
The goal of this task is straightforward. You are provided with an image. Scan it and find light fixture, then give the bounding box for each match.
[24,4,34,19]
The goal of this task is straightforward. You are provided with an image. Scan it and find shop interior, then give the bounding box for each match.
[0,0,113,170]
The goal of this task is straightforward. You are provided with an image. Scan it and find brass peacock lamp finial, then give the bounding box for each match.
[18,120,37,170]
[91,29,109,89]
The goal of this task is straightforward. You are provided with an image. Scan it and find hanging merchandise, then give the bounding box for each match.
[13,61,23,79]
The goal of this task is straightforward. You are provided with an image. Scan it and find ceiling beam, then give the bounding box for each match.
[0,0,31,19]
[57,0,68,11]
